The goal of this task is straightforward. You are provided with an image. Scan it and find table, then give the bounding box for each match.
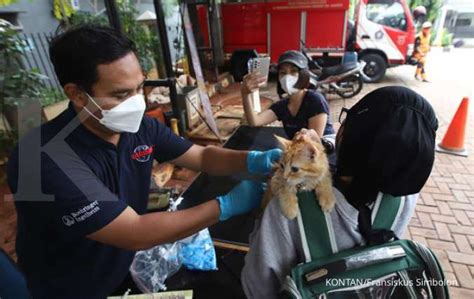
[141,126,287,298]
[179,125,287,247]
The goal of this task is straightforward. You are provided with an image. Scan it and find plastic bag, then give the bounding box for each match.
[130,197,217,293]
[180,228,217,271]
[130,241,182,292]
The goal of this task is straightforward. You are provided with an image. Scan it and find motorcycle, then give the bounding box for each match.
[301,47,365,99]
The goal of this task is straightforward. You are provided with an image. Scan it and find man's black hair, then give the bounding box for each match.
[49,25,137,94]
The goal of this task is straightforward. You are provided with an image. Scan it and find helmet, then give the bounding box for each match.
[422,21,432,29]
[278,50,308,69]
[413,6,427,19]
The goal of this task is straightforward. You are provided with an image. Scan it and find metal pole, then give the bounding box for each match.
[210,0,224,66]
[153,0,180,120]
[104,0,123,33]
[207,1,219,81]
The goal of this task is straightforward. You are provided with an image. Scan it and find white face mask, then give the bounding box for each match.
[279,74,299,96]
[84,93,146,133]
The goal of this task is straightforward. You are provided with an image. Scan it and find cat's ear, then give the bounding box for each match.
[274,135,291,150]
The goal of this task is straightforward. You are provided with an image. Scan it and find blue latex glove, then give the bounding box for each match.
[247,149,283,175]
[216,180,265,221]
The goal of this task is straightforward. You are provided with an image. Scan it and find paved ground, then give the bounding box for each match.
[328,47,474,298]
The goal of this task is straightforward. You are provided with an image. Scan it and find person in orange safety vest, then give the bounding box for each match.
[414,21,432,82]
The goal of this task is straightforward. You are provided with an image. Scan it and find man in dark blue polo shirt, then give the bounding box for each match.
[6,25,281,298]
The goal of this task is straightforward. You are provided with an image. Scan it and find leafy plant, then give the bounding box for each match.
[163,0,179,18]
[1,22,43,103]
[2,69,45,107]
[69,11,108,27]
[116,1,157,74]
[39,87,66,107]
[68,2,161,75]
[0,0,20,7]
[409,0,442,23]
[1,22,47,114]
[440,28,453,47]
[0,129,16,159]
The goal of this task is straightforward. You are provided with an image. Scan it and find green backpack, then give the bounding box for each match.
[280,191,450,299]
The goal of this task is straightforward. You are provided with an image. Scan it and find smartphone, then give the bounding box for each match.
[247,57,271,86]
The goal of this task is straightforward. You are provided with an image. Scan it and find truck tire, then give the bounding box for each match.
[360,53,387,83]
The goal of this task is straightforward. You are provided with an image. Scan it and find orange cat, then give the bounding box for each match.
[263,132,335,219]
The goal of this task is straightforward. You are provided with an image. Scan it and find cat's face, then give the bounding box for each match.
[274,132,329,186]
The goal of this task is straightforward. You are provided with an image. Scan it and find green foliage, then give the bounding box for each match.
[69,11,108,27]
[0,128,17,169]
[2,69,45,107]
[0,129,16,158]
[349,0,357,21]
[409,0,442,23]
[69,2,160,74]
[116,1,157,73]
[0,21,26,68]
[440,28,453,47]
[38,87,66,107]
[0,22,46,108]
[430,31,436,44]
[162,0,179,18]
[0,0,20,7]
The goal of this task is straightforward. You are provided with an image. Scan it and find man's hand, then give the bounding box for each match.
[247,149,283,175]
[217,180,265,221]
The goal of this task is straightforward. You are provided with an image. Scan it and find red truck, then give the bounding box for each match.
[197,0,416,82]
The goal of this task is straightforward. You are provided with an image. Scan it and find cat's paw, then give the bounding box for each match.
[319,194,336,212]
[282,204,298,219]
[280,197,298,219]
[317,190,336,213]
[320,198,335,213]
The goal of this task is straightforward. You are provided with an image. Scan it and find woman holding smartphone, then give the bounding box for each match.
[241,50,335,140]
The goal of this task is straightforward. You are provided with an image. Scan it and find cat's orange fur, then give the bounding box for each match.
[262,132,335,219]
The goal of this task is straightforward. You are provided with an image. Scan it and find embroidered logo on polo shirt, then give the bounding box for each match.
[132,145,154,162]
[62,200,100,227]
[62,215,75,226]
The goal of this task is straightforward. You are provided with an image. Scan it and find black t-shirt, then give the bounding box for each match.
[7,103,193,298]
[270,90,335,139]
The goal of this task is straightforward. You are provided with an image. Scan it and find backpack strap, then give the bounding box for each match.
[297,191,337,262]
[297,191,405,261]
[372,193,405,230]
[359,192,405,246]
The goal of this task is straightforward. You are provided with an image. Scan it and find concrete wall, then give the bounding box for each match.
[0,0,59,34]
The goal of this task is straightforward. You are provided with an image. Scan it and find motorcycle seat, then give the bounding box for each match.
[319,62,358,80]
